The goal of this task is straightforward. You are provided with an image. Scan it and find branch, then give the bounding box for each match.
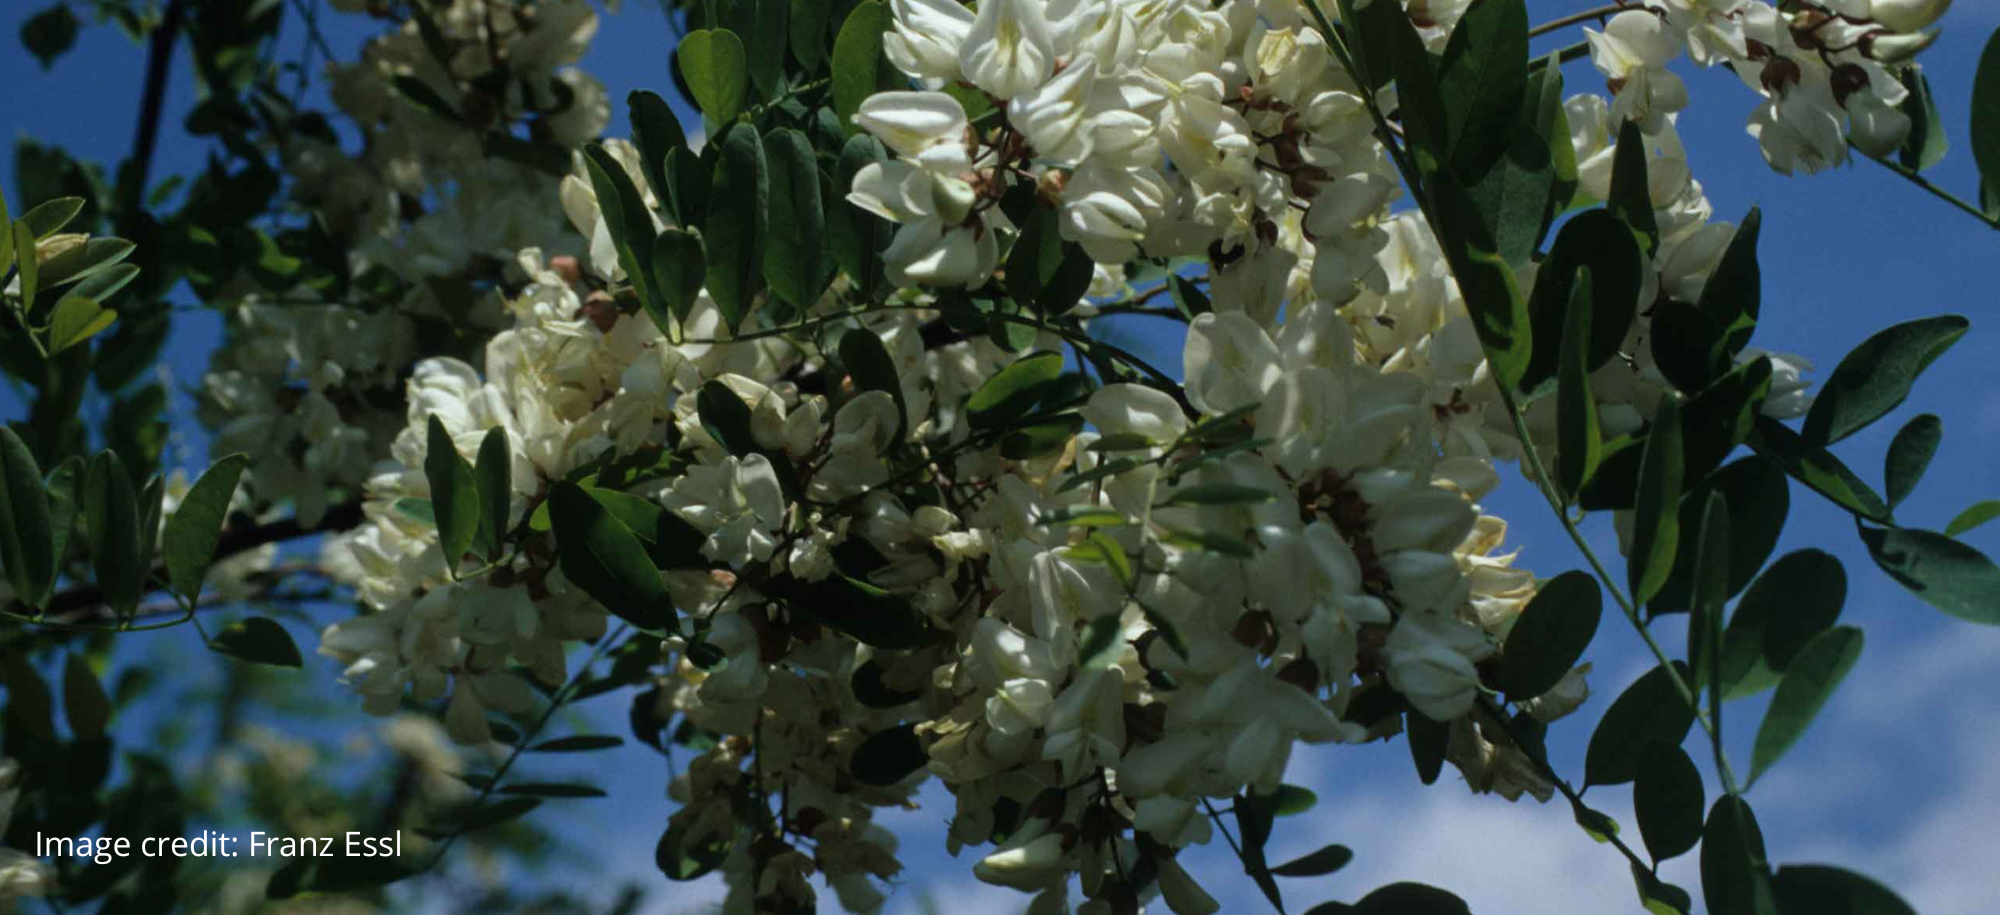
[122,0,189,216]
[21,500,365,627]
[1527,3,1632,40]
[1859,145,2000,232]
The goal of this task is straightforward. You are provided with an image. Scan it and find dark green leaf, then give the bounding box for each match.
[656,819,730,881]
[548,482,675,630]
[43,457,78,588]
[762,129,828,311]
[1770,865,1918,915]
[163,453,248,604]
[19,196,83,239]
[829,135,889,297]
[1608,119,1660,254]
[1465,54,1562,268]
[1270,784,1317,817]
[584,143,659,322]
[500,782,607,799]
[651,229,707,328]
[529,735,625,752]
[267,855,418,899]
[1160,528,1256,558]
[1407,709,1448,784]
[696,380,759,456]
[790,0,832,71]
[1629,396,1684,607]
[628,90,688,222]
[838,327,907,443]
[1348,882,1472,915]
[1898,68,1946,172]
[20,4,77,69]
[766,574,931,649]
[84,452,144,618]
[1803,315,1969,446]
[704,124,769,330]
[831,1,898,130]
[1634,743,1704,863]
[474,428,511,559]
[1860,526,2000,626]
[852,723,926,785]
[1655,457,1788,617]
[1649,301,1729,394]
[1750,417,1891,522]
[1884,413,1941,508]
[1169,274,1211,319]
[1697,208,1762,354]
[1701,796,1778,915]
[10,223,36,305]
[1497,570,1601,700]
[1524,210,1644,392]
[46,295,116,354]
[0,427,54,608]
[677,29,748,124]
[1585,661,1696,787]
[732,0,789,100]
[1158,483,1276,508]
[62,653,111,741]
[1001,414,1084,460]
[1556,266,1601,499]
[1430,170,1531,390]
[1970,28,2000,196]
[968,351,1063,430]
[1271,844,1353,878]
[424,416,481,575]
[1435,0,1528,180]
[1632,864,1696,915]
[1750,625,1861,785]
[1718,549,1845,701]
[209,617,304,668]
[1681,356,1772,481]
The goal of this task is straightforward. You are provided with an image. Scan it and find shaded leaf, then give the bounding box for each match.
[163,453,249,604]
[1803,315,1969,446]
[1884,413,1942,508]
[1750,626,1862,785]
[677,29,748,124]
[424,416,481,574]
[1497,570,1601,700]
[209,618,304,668]
[1629,396,1684,607]
[1585,661,1696,787]
[84,451,144,618]
[1634,743,1704,863]
[548,482,675,630]
[1859,526,2000,626]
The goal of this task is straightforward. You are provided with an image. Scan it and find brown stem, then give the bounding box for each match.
[122,0,189,216]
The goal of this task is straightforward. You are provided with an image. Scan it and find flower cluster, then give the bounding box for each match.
[200,0,606,523]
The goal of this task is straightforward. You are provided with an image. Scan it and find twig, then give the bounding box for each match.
[122,0,189,216]
[1527,3,1632,40]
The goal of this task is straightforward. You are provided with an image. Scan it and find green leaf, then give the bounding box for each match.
[1750,417,1891,522]
[1522,211,1643,394]
[1680,356,1772,481]
[1158,483,1276,508]
[1649,301,1730,394]
[1803,315,1969,446]
[1464,50,1563,269]
[1077,530,1134,589]
[1770,865,1919,915]
[704,124,769,330]
[762,129,828,312]
[656,819,730,881]
[83,452,144,618]
[696,380,759,456]
[1078,613,1124,668]
[18,197,82,239]
[529,735,624,752]
[1435,0,1528,180]
[765,574,932,649]
[584,488,707,571]
[1632,864,1696,915]
[790,0,832,72]
[677,29,748,124]
[1406,708,1449,784]
[583,143,659,325]
[1160,528,1256,558]
[651,229,707,328]
[1945,500,2000,537]
[1697,208,1762,354]
[831,1,899,130]
[1608,119,1661,254]
[391,74,461,121]
[1344,882,1473,915]
[838,327,908,443]
[209,617,304,668]
[1860,526,2000,625]
[1718,549,1845,701]
[62,653,111,741]
[1271,844,1353,878]
[1269,783,1317,816]
[1701,796,1779,915]
[499,782,606,799]
[1686,492,1729,723]
[1556,266,1602,499]
[45,295,116,355]
[548,482,675,630]
[1584,661,1696,787]
[43,457,79,583]
[968,351,1063,430]
[731,0,789,100]
[628,90,688,222]
[12,223,39,305]
[1750,625,1862,785]
[1971,28,2000,197]
[1653,457,1788,616]
[424,416,481,575]
[1430,170,1532,390]
[1376,0,1448,169]
[1497,570,1601,700]
[267,855,418,899]
[20,4,77,69]
[1884,413,1941,508]
[163,454,249,604]
[829,134,889,297]
[455,796,543,831]
[851,722,926,785]
[1037,504,1125,529]
[1629,396,1684,608]
[40,237,136,289]
[1001,414,1084,460]
[474,428,511,559]
[0,427,53,607]
[1169,274,1212,319]
[1898,68,1947,172]
[1634,743,1704,863]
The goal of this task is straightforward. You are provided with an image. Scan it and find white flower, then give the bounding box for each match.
[854,92,972,173]
[1081,383,1187,445]
[1183,312,1283,416]
[960,0,1056,99]
[884,0,977,83]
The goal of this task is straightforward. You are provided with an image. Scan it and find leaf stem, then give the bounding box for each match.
[1527,4,1631,40]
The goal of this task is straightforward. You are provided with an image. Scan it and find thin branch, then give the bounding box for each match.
[1528,3,1632,40]
[122,0,189,216]
[1859,145,2000,232]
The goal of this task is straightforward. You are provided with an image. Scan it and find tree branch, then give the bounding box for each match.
[121,0,189,216]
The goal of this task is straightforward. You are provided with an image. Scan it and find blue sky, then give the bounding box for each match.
[4,2,2000,913]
